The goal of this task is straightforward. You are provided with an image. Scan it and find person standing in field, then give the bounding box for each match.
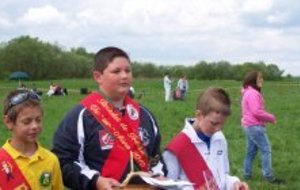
[163,87,249,190]
[163,72,172,102]
[241,70,284,184]
[0,89,63,190]
[52,47,165,190]
[177,75,189,100]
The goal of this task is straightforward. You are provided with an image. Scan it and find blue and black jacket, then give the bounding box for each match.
[52,104,165,190]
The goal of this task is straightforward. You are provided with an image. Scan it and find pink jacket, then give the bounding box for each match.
[241,86,276,127]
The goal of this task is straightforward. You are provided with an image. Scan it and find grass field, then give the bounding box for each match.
[0,79,299,190]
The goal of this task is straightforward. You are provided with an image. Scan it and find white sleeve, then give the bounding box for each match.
[163,150,180,180]
[163,151,194,190]
[223,138,240,190]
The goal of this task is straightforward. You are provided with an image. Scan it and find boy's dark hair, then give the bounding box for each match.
[94,47,130,73]
[196,87,231,116]
[3,89,42,123]
[243,70,261,92]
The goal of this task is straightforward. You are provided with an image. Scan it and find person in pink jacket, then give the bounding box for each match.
[241,70,284,184]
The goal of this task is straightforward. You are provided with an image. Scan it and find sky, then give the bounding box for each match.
[1,0,300,76]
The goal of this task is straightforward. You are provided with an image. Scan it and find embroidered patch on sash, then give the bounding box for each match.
[99,130,114,150]
[40,172,51,187]
[1,161,14,181]
[126,104,139,120]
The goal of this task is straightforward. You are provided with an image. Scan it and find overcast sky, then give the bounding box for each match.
[1,0,300,76]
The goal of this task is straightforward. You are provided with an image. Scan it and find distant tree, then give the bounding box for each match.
[131,61,143,78]
[191,61,209,80]
[0,35,287,80]
[214,61,234,80]
[264,64,284,80]
[169,65,188,78]
[140,63,158,78]
[285,74,292,81]
[71,47,93,57]
[0,36,93,79]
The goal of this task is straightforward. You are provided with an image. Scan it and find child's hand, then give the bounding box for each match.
[96,176,120,190]
[233,181,249,190]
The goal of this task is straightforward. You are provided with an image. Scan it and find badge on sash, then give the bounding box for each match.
[1,161,14,181]
[126,104,139,120]
[99,130,114,150]
[40,172,51,187]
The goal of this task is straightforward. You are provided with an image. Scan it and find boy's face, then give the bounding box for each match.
[93,57,132,100]
[195,110,227,136]
[4,106,43,145]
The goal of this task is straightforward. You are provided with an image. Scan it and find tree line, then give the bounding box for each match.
[0,36,287,81]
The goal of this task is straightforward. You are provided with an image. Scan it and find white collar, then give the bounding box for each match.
[182,118,224,143]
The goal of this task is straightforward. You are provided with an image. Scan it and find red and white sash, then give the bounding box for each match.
[81,92,149,180]
[166,132,220,190]
[0,148,31,190]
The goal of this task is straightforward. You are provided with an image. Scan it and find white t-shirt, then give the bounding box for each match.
[164,75,172,90]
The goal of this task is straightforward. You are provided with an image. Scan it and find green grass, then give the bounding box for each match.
[1,79,299,189]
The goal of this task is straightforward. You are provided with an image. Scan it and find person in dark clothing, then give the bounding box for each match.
[52,47,165,190]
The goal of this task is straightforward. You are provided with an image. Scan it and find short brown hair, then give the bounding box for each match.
[94,47,130,73]
[3,89,42,123]
[196,87,231,116]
